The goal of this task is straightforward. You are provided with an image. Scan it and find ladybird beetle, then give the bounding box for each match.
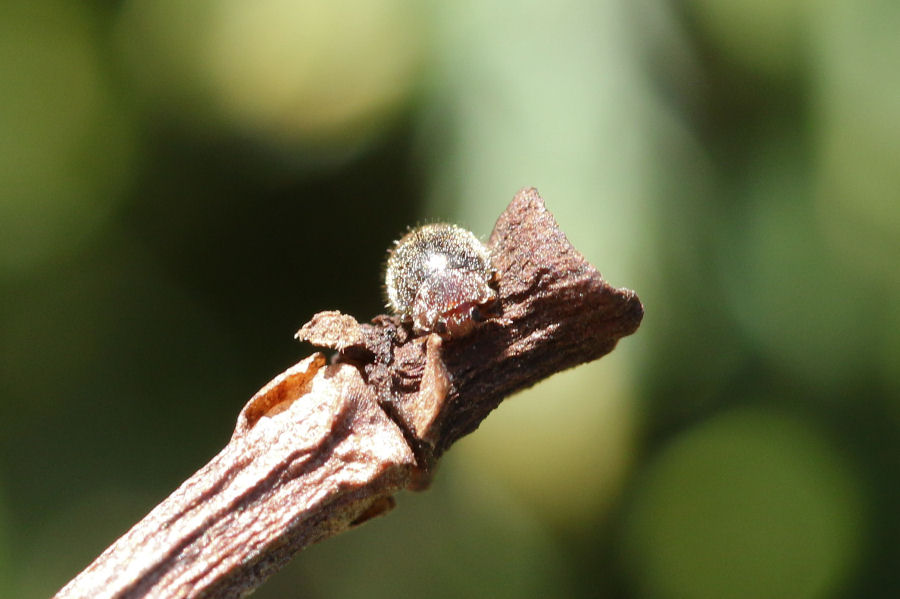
[385,223,499,338]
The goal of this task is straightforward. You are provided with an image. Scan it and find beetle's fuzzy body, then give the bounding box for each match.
[385,223,498,338]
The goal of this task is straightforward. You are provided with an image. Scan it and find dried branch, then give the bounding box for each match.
[54,188,643,599]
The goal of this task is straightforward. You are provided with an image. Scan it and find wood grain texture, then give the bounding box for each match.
[55,188,643,599]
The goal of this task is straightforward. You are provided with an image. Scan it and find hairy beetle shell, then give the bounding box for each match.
[385,223,498,338]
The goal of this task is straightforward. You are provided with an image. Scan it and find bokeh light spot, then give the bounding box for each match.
[118,0,423,151]
[622,407,864,599]
[454,361,637,528]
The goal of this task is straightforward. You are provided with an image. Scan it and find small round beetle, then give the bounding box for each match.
[385,223,499,338]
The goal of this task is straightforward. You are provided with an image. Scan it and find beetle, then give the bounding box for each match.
[385,223,499,338]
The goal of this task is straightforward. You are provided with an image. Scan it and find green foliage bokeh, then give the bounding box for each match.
[1,1,897,598]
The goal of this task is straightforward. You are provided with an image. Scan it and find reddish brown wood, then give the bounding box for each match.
[54,188,643,599]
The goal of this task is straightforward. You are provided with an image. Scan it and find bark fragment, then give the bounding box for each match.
[55,188,643,599]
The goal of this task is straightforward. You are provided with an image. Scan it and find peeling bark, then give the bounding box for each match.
[54,188,643,599]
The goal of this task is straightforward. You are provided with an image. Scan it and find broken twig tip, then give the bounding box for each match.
[54,187,642,599]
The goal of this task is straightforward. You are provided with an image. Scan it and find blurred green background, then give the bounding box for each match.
[1,1,898,598]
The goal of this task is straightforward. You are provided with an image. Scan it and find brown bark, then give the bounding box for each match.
[54,188,643,599]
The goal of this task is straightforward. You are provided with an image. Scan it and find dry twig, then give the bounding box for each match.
[54,188,643,599]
